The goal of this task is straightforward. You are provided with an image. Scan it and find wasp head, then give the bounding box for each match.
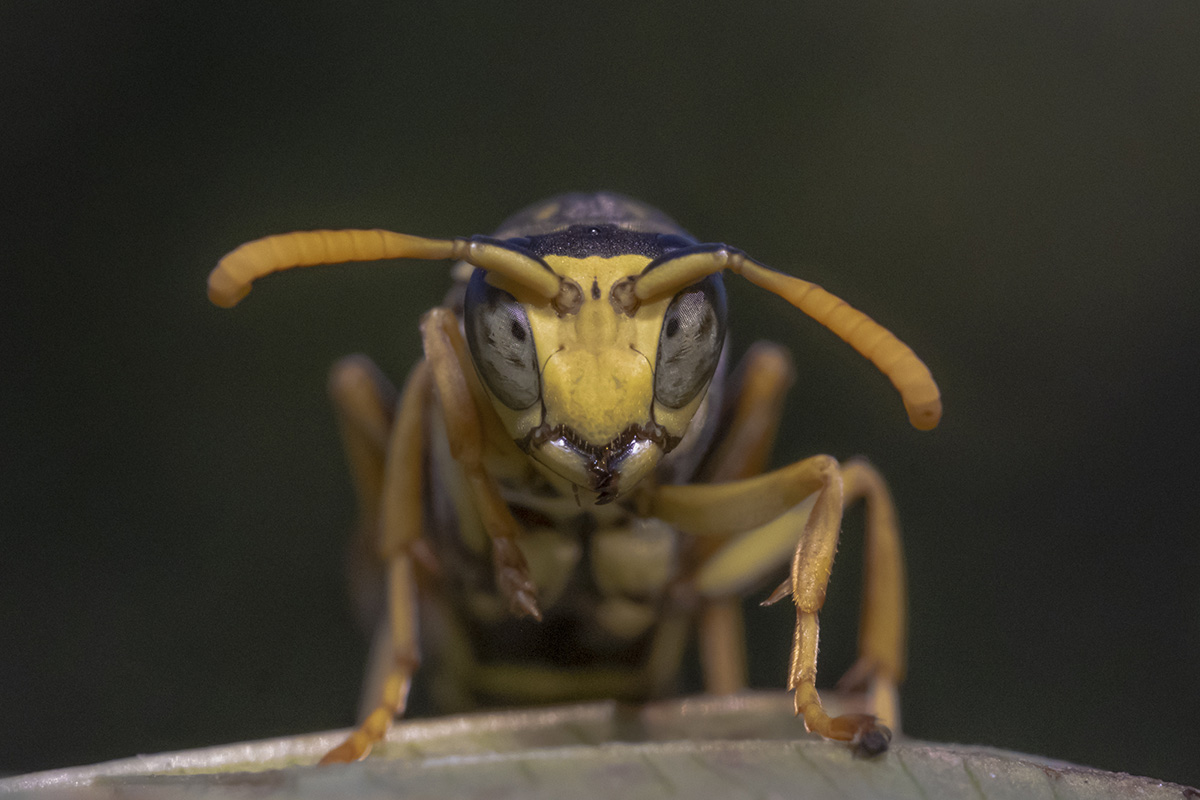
[464,247,726,504]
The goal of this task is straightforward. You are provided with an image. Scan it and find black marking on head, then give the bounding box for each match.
[466,236,556,273]
[591,277,601,300]
[508,226,698,260]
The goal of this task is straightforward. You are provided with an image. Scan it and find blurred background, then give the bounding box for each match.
[3,0,1198,788]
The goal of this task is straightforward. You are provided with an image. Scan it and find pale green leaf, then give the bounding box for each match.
[3,693,1193,799]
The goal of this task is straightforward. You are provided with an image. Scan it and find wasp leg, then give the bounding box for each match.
[695,342,797,694]
[421,308,542,620]
[835,458,905,737]
[328,355,398,633]
[321,363,432,763]
[649,455,898,754]
[328,355,398,523]
[703,342,796,485]
[328,355,402,724]
[694,600,746,695]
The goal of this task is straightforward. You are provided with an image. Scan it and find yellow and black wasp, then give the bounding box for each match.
[208,192,942,763]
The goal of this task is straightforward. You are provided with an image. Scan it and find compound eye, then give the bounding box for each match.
[464,269,540,410]
[654,275,727,409]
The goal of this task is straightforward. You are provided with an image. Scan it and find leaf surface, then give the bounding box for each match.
[4,693,1193,799]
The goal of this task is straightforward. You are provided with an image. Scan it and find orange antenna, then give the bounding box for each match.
[631,248,942,431]
[208,229,571,310]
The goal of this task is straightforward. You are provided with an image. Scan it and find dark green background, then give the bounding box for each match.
[4,0,1198,788]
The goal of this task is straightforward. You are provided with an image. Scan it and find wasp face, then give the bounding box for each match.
[464,249,726,503]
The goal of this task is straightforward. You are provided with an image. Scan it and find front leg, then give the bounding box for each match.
[420,307,541,620]
[776,457,891,755]
[649,455,895,755]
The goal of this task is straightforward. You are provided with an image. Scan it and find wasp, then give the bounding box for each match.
[208,193,941,763]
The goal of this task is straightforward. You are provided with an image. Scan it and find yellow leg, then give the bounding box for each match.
[698,599,747,695]
[649,453,900,754]
[328,355,397,630]
[320,363,431,763]
[328,354,397,533]
[696,342,796,694]
[420,308,541,620]
[836,458,906,734]
[321,557,421,763]
[769,458,893,753]
[702,342,795,484]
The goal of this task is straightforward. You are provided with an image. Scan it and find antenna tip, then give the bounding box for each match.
[207,268,249,308]
[905,397,943,431]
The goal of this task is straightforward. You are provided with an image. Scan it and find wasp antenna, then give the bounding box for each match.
[632,250,727,304]
[732,256,942,431]
[627,246,941,430]
[208,230,572,310]
[457,241,567,307]
[207,229,461,308]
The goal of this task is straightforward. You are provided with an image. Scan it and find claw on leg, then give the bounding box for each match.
[794,684,892,756]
